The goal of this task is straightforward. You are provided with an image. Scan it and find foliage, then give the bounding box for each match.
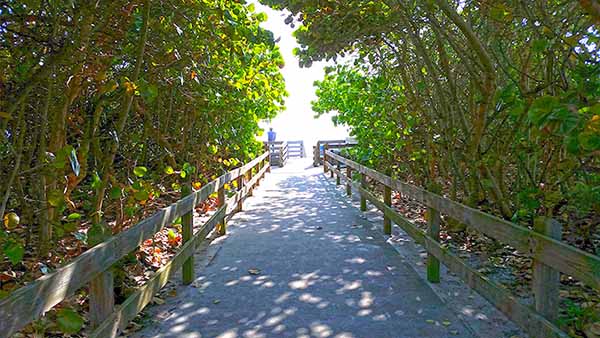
[0,0,285,334]
[265,0,600,229]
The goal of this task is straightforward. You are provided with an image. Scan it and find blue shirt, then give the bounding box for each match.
[267,130,276,142]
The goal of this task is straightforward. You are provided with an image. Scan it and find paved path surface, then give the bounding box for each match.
[133,160,474,338]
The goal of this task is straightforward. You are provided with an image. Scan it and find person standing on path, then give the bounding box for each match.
[267,127,276,142]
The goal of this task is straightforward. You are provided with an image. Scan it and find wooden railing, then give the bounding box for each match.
[323,150,600,338]
[265,141,288,167]
[312,139,355,167]
[287,140,306,158]
[0,152,271,338]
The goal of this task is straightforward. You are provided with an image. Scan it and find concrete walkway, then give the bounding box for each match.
[133,160,474,338]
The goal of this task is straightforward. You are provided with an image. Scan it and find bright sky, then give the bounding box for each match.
[253,2,349,149]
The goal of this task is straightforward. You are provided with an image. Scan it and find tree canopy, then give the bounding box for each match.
[0,0,285,297]
[264,0,599,228]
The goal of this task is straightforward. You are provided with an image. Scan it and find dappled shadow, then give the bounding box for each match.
[133,164,473,338]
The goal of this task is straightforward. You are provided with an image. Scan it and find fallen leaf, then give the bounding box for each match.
[213,299,221,304]
[248,268,261,275]
[152,297,165,305]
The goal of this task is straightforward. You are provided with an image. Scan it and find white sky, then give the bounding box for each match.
[253,2,349,149]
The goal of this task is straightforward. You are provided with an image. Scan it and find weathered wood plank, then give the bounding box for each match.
[89,270,114,328]
[226,163,269,216]
[236,175,244,212]
[383,176,392,235]
[0,195,192,336]
[327,150,600,290]
[533,217,561,323]
[346,167,352,196]
[181,181,194,285]
[0,152,269,337]
[89,207,226,338]
[427,207,440,283]
[323,144,329,173]
[217,185,226,235]
[360,173,367,212]
[353,183,567,338]
[323,161,335,172]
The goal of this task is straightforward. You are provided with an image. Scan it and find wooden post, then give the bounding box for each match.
[383,180,392,235]
[336,160,341,185]
[255,162,261,187]
[323,144,328,173]
[247,169,253,197]
[236,174,243,212]
[266,156,271,173]
[217,183,226,235]
[89,270,114,328]
[330,158,334,178]
[533,217,561,322]
[263,158,269,176]
[278,144,285,167]
[427,207,441,283]
[182,181,194,284]
[360,174,367,212]
[346,167,352,196]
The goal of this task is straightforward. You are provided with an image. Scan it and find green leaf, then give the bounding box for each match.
[88,223,110,247]
[109,187,122,199]
[164,166,175,175]
[183,162,196,175]
[91,172,102,190]
[52,145,72,169]
[565,135,580,154]
[56,308,84,334]
[3,240,24,265]
[532,39,549,53]
[168,229,177,240]
[47,190,64,208]
[67,213,81,220]
[134,190,150,201]
[141,83,159,103]
[133,166,148,178]
[62,222,77,233]
[528,96,559,126]
[579,132,600,151]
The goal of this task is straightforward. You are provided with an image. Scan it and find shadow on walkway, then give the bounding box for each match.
[133,161,474,338]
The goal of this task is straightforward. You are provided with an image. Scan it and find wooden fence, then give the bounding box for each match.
[323,150,600,338]
[0,152,271,338]
[312,140,355,167]
[287,140,306,158]
[265,141,288,167]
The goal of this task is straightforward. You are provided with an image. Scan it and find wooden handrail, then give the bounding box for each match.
[324,150,588,338]
[287,140,305,158]
[313,140,355,166]
[264,141,289,167]
[0,151,271,338]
